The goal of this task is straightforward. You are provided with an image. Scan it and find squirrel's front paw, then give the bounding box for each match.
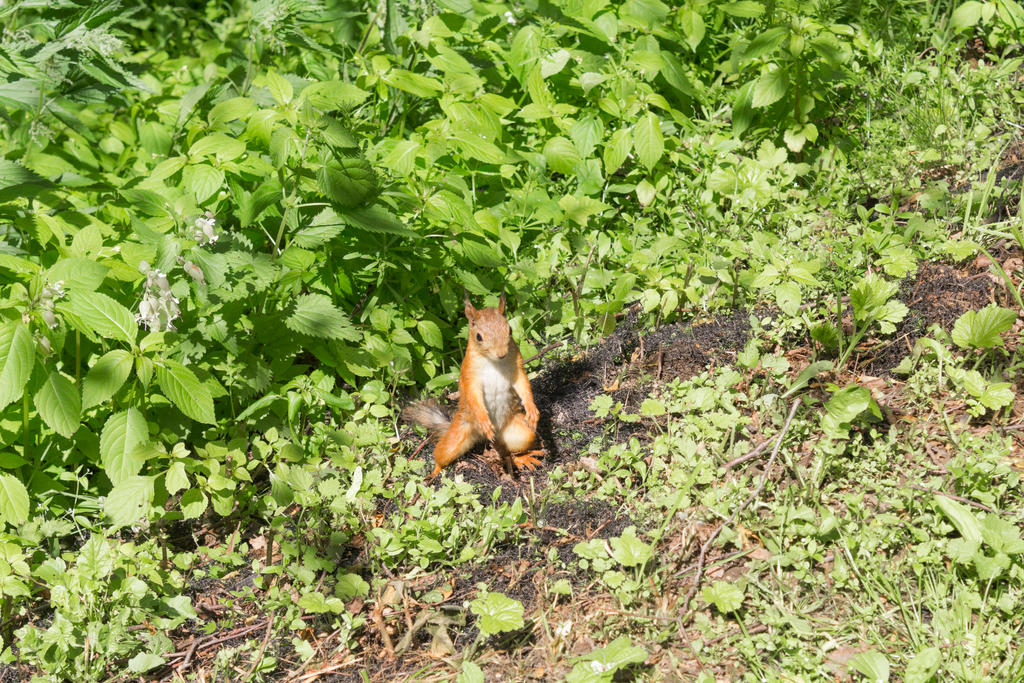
[481,422,496,442]
[525,404,539,430]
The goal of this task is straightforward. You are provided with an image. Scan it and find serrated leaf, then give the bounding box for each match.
[952,304,1016,349]
[0,474,29,527]
[46,257,109,291]
[384,70,443,98]
[83,350,133,408]
[418,320,443,348]
[180,488,208,519]
[603,127,632,174]
[303,80,370,111]
[183,163,225,204]
[155,360,216,424]
[609,530,653,567]
[633,112,664,170]
[292,208,346,248]
[0,158,54,202]
[342,205,419,238]
[286,294,361,341]
[104,475,154,529]
[34,371,81,438]
[58,291,137,345]
[100,408,149,486]
[470,592,525,636]
[0,323,34,411]
[318,156,378,208]
[702,580,745,612]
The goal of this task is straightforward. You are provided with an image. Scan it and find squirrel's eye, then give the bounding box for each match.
[476,333,483,342]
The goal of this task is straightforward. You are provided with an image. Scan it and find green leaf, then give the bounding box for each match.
[0,323,34,411]
[604,127,632,174]
[105,475,154,530]
[100,408,149,486]
[59,291,137,345]
[904,647,942,683]
[292,208,346,248]
[633,112,664,171]
[452,130,507,165]
[951,0,984,29]
[166,461,189,495]
[570,636,647,681]
[34,372,81,438]
[702,580,745,612]
[0,474,29,527]
[741,27,787,63]
[951,304,1016,349]
[543,136,581,175]
[0,158,54,202]
[83,350,133,408]
[384,70,443,98]
[286,293,361,341]
[935,495,984,546]
[303,80,370,111]
[155,360,216,424]
[678,7,706,50]
[318,156,378,208]
[342,205,419,238]
[752,67,789,107]
[46,257,109,291]
[128,652,165,674]
[208,96,256,127]
[720,1,765,17]
[609,530,653,567]
[849,650,890,682]
[418,320,443,348]
[458,661,485,683]
[469,592,525,636]
[180,488,208,519]
[183,163,225,203]
[188,133,246,162]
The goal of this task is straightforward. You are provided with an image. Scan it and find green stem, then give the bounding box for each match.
[75,331,81,386]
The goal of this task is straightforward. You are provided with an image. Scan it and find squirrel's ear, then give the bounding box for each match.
[498,290,506,314]
[464,295,476,321]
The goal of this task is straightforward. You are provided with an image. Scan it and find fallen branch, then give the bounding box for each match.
[721,439,772,470]
[683,399,801,611]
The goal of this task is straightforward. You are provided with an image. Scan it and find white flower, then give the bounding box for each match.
[192,211,219,245]
[504,10,516,24]
[183,261,205,284]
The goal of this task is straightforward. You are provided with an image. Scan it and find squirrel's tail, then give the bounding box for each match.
[402,399,451,437]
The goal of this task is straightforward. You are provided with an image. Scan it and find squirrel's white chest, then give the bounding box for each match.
[477,357,516,428]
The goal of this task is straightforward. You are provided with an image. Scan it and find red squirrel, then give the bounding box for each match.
[404,294,542,477]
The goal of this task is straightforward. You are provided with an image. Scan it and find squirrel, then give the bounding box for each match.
[403,293,542,477]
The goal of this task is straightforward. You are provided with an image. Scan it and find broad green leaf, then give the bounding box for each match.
[318,156,378,207]
[418,320,443,348]
[678,7,706,50]
[59,291,137,345]
[154,360,216,424]
[83,350,133,408]
[265,71,293,105]
[100,408,149,485]
[570,636,647,681]
[128,653,165,674]
[0,79,41,112]
[183,163,225,203]
[0,158,54,202]
[0,322,34,411]
[180,488,208,519]
[470,592,525,636]
[104,475,154,529]
[752,67,789,107]
[452,130,507,165]
[342,205,419,238]
[951,304,1016,349]
[292,208,345,248]
[935,495,983,546]
[165,460,189,495]
[849,650,890,682]
[188,133,246,162]
[609,530,653,566]
[458,661,485,683]
[0,474,29,527]
[951,0,984,29]
[286,293,361,341]
[543,136,581,175]
[702,580,745,612]
[603,127,632,174]
[34,371,81,438]
[208,97,256,127]
[381,139,420,177]
[303,80,370,111]
[741,27,787,63]
[633,112,664,170]
[46,257,109,291]
[979,515,1024,555]
[904,647,941,683]
[384,70,443,98]
[720,1,765,17]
